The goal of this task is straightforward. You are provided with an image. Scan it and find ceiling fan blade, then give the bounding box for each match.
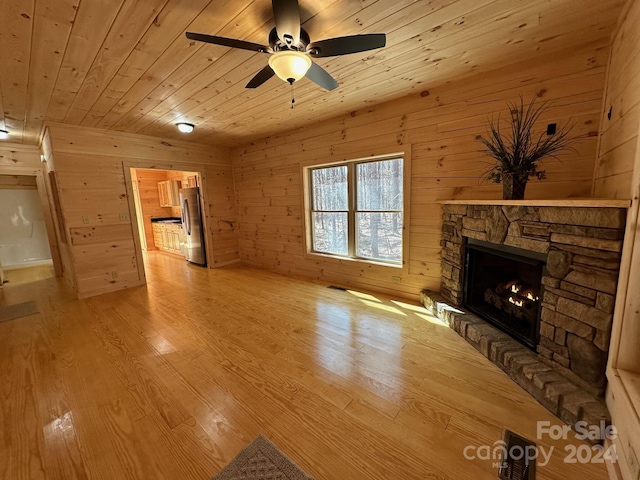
[186,32,270,53]
[308,34,386,58]
[305,62,339,91]
[246,65,276,89]
[272,0,301,45]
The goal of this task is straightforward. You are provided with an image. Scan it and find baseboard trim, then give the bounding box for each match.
[212,258,241,268]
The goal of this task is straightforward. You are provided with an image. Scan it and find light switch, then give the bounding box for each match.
[82,215,89,224]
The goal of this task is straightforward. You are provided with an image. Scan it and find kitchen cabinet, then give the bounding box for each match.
[185,175,197,188]
[152,222,184,256]
[152,223,163,249]
[172,230,181,252]
[157,180,181,207]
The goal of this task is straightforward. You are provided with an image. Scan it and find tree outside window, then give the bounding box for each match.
[309,157,403,264]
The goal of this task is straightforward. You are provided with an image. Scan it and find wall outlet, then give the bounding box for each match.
[111,271,119,279]
[82,215,89,224]
[119,213,129,221]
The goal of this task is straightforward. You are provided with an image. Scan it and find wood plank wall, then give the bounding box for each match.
[0,143,40,169]
[596,2,640,479]
[593,0,640,199]
[0,175,38,188]
[44,124,239,298]
[232,42,609,300]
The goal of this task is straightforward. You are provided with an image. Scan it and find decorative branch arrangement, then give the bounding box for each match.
[478,96,579,200]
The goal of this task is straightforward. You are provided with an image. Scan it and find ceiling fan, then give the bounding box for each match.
[185,0,386,92]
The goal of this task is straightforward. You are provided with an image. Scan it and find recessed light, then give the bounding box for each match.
[0,129,9,140]
[176,122,194,134]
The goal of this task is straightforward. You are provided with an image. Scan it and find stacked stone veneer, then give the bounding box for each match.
[422,203,626,434]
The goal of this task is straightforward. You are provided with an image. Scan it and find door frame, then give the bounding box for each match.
[122,160,212,284]
[129,168,148,252]
[0,164,63,277]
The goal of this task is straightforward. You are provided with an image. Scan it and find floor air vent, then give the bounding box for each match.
[327,285,347,291]
[499,430,536,480]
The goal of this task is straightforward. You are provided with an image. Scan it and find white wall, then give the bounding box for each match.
[0,188,52,268]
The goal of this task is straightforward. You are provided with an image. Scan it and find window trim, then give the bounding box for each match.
[302,150,410,269]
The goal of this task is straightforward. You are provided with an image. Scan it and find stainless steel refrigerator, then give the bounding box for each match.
[180,187,206,266]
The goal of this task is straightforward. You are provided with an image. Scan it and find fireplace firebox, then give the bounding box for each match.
[463,239,546,350]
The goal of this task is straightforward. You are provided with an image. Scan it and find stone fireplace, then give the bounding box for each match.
[421,200,629,432]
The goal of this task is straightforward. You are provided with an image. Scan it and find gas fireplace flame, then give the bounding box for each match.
[505,281,540,306]
[508,296,524,307]
[485,280,541,313]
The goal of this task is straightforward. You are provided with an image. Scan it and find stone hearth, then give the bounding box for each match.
[422,200,628,434]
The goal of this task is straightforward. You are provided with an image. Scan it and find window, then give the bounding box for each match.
[308,157,404,264]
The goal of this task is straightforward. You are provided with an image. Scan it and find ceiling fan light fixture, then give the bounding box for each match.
[0,129,9,140]
[268,51,312,83]
[176,122,194,134]
[186,0,386,91]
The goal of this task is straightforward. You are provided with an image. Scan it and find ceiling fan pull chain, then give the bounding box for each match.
[290,82,296,109]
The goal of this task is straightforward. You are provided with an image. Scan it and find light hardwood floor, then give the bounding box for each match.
[1,265,55,288]
[0,253,609,479]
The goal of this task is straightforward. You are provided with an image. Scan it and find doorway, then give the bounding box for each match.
[0,174,56,288]
[128,167,205,278]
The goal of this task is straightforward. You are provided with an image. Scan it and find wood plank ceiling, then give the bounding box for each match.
[0,0,626,147]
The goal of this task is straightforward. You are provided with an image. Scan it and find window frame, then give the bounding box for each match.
[306,154,406,266]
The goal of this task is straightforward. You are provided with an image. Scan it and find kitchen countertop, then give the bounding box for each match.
[150,217,182,224]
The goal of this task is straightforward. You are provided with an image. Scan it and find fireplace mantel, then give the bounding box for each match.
[439,198,631,208]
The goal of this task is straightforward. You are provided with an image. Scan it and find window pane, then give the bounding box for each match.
[356,212,403,262]
[312,212,348,255]
[357,159,403,211]
[312,166,348,211]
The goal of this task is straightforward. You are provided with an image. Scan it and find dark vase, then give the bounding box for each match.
[502,173,528,200]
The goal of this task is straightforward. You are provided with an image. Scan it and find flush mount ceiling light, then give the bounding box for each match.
[0,129,9,140]
[176,122,194,134]
[268,51,312,84]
